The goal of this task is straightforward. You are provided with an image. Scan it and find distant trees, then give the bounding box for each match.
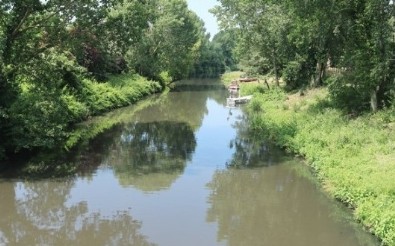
[189,30,238,79]
[212,0,395,112]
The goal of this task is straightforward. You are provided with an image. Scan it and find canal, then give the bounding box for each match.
[0,80,378,245]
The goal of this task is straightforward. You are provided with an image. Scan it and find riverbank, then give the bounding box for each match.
[0,73,162,169]
[222,73,395,245]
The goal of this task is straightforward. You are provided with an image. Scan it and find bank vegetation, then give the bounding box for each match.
[0,0,237,161]
[214,1,395,244]
[221,72,395,245]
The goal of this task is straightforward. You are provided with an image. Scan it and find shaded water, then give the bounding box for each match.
[0,80,378,246]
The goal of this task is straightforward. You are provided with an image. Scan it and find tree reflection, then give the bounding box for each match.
[205,115,378,246]
[226,116,286,168]
[107,121,196,191]
[133,90,208,131]
[206,167,300,246]
[206,165,379,246]
[172,80,229,107]
[207,128,378,246]
[0,181,154,246]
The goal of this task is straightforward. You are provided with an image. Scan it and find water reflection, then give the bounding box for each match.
[0,80,379,246]
[206,165,378,246]
[209,112,378,246]
[0,181,154,246]
[132,82,228,130]
[226,116,287,168]
[107,121,196,191]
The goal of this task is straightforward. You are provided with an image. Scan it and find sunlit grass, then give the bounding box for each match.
[220,71,244,86]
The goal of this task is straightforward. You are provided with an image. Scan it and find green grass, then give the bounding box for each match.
[234,83,395,245]
[81,73,162,114]
[220,71,245,86]
[7,72,162,154]
[63,73,162,148]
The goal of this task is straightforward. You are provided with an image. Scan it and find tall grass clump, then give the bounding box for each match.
[244,86,395,245]
[80,74,161,114]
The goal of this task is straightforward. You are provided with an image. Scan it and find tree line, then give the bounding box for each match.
[212,0,395,113]
[0,0,232,160]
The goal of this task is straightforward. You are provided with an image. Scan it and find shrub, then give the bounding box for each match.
[282,57,312,90]
[5,71,162,154]
[9,88,70,150]
[327,74,371,113]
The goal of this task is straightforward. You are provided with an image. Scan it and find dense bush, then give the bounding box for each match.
[6,72,161,153]
[282,60,304,89]
[327,74,371,113]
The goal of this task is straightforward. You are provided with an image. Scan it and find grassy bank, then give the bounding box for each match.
[222,73,395,245]
[79,73,162,116]
[2,73,162,160]
[18,92,168,177]
[1,73,163,175]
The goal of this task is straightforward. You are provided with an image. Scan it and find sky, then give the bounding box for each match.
[187,0,220,38]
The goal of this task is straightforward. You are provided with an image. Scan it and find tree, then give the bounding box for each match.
[213,0,395,112]
[189,33,226,78]
[212,29,238,71]
[322,0,395,112]
[282,0,340,88]
[128,0,205,82]
[212,1,292,86]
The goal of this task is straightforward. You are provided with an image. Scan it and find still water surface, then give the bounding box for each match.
[0,80,378,246]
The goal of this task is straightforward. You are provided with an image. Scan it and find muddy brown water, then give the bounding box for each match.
[0,80,379,246]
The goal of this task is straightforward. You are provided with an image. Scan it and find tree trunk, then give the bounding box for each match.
[264,79,270,90]
[370,86,379,113]
[272,53,279,86]
[313,62,325,87]
[274,65,279,86]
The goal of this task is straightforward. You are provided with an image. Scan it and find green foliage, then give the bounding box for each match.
[214,0,395,111]
[80,75,161,114]
[212,30,239,71]
[282,56,313,90]
[239,83,265,96]
[243,85,395,245]
[191,29,239,78]
[0,0,205,159]
[238,53,271,76]
[327,74,371,112]
[212,2,293,85]
[158,71,173,86]
[220,71,244,86]
[5,72,161,152]
[9,88,70,150]
[128,0,206,81]
[282,60,304,89]
[189,36,226,78]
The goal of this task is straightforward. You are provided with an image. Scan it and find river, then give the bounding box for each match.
[0,80,378,246]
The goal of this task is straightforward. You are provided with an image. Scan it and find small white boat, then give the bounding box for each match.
[226,95,253,107]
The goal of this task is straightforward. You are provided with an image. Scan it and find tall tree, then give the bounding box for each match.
[335,0,394,112]
[212,29,238,71]
[212,1,291,86]
[129,0,205,82]
[189,34,226,78]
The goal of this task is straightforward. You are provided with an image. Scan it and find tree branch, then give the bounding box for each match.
[11,9,31,38]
